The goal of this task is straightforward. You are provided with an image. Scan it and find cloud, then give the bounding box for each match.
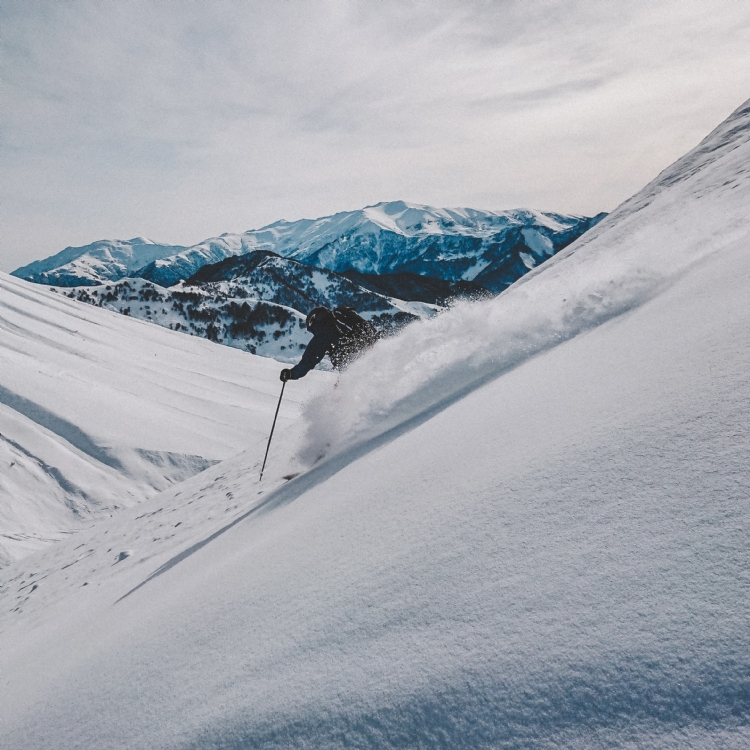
[2,0,750,271]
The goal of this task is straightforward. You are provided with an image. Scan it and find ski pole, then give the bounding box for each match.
[259,380,286,481]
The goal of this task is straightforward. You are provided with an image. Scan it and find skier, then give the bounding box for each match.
[280,306,379,382]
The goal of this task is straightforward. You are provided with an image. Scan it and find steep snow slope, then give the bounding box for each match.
[4,228,747,750]
[0,274,331,565]
[132,202,602,289]
[1,98,749,749]
[11,237,185,286]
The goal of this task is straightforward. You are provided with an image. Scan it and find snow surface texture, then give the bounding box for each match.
[0,274,331,565]
[1,98,749,749]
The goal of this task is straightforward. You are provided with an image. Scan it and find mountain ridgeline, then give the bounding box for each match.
[135,203,604,291]
[12,237,187,287]
[14,202,604,292]
[12,201,605,359]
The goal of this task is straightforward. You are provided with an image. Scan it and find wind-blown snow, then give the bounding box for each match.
[1,98,749,749]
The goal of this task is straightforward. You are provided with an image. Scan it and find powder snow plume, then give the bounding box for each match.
[298,261,663,465]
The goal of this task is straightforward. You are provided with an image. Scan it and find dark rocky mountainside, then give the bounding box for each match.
[342,269,491,305]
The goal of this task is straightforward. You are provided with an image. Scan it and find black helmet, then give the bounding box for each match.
[306,306,331,332]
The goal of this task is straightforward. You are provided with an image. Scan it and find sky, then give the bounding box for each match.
[2,0,750,273]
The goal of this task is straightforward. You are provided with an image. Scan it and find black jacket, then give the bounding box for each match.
[288,309,378,379]
[288,320,341,380]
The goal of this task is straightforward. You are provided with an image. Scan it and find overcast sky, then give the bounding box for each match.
[2,0,750,272]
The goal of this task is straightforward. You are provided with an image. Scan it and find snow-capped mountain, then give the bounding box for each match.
[134,232,263,287]
[2,97,749,749]
[13,203,604,291]
[11,237,185,286]
[137,202,604,290]
[57,251,432,361]
[10,205,604,363]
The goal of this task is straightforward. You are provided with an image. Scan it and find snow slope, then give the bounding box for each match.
[11,237,185,286]
[0,274,331,565]
[1,98,749,749]
[300,98,750,461]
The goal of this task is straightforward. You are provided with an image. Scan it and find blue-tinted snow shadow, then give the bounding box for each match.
[181,657,750,749]
[0,385,124,471]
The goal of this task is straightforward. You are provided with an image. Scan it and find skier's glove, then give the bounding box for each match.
[280,369,292,382]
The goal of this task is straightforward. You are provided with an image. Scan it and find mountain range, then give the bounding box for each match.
[12,203,604,359]
[13,202,604,292]
[12,237,187,287]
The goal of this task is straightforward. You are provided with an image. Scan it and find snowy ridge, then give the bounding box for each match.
[13,203,602,291]
[11,237,185,286]
[542,98,750,266]
[9,204,598,366]
[57,251,431,362]
[134,233,256,287]
[185,249,435,320]
[136,201,602,290]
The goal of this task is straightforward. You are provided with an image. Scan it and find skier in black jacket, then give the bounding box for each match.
[280,306,379,382]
